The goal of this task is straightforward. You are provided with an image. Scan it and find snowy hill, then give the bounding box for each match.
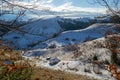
[23,36,111,60]
[23,34,120,80]
[2,17,96,49]
[2,17,63,49]
[33,23,120,49]
[2,19,120,50]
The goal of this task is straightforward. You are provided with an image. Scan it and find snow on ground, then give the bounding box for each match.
[22,36,118,80]
[23,36,111,61]
[24,56,114,80]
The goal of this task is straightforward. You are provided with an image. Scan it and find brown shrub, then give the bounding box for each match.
[105,35,120,65]
[0,40,32,80]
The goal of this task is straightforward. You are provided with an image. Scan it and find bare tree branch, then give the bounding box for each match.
[0,0,52,36]
[94,0,120,16]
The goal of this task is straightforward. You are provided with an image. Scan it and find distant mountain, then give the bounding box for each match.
[58,17,96,31]
[2,17,63,49]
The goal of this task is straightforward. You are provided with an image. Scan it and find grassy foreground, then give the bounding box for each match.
[31,67,98,80]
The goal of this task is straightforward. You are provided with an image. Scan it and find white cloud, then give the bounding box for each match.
[51,2,73,11]
[15,0,106,13]
[50,2,106,13]
[11,0,106,18]
[46,0,54,3]
[40,0,54,4]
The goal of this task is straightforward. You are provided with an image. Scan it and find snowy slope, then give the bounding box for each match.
[33,23,120,49]
[21,17,62,38]
[23,37,110,60]
[2,17,97,49]
[23,35,119,80]
[2,17,63,49]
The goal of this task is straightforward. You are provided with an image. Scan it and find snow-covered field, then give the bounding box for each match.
[23,51,113,80]
[26,57,113,80]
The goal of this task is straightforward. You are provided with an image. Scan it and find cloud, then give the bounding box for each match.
[41,0,54,4]
[13,0,106,18]
[51,2,73,11]
[46,0,53,3]
[18,0,106,13]
[50,2,106,13]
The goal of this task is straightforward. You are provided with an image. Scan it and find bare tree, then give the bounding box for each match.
[93,0,120,16]
[0,0,50,36]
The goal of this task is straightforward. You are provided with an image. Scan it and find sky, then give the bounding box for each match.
[38,0,106,13]
[52,0,100,7]
[28,0,106,18]
[1,0,107,19]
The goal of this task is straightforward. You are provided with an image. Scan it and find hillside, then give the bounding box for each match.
[2,17,63,49]
[33,23,120,49]
[2,17,95,49]
[22,37,110,80]
[23,34,120,80]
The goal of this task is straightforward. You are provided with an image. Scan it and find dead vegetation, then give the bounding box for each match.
[107,64,120,80]
[105,34,120,65]
[0,40,32,80]
[31,67,98,80]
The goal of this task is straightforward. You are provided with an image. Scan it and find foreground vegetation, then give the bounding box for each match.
[0,41,32,80]
[0,40,98,80]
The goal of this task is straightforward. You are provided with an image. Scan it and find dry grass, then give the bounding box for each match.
[0,40,32,80]
[31,67,98,80]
